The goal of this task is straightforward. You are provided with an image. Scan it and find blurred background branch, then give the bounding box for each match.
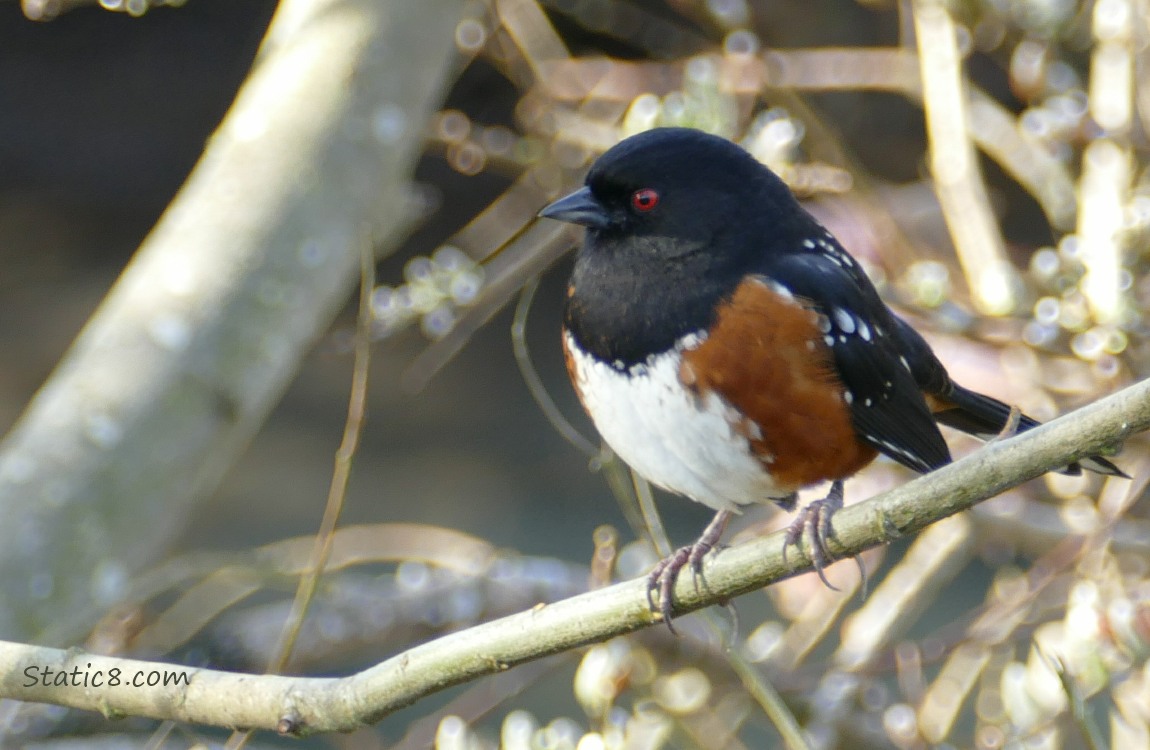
[0,0,462,640]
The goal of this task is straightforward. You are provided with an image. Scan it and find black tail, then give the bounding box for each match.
[934,384,1128,478]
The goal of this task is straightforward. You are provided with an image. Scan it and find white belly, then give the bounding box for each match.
[566,331,790,511]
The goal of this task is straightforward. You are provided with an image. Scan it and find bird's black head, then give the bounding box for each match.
[540,127,800,256]
[541,128,813,367]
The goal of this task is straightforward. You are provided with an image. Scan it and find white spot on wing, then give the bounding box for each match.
[757,277,796,304]
[832,308,856,334]
[869,436,928,470]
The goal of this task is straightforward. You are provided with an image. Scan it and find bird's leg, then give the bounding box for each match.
[646,509,732,633]
[781,480,855,589]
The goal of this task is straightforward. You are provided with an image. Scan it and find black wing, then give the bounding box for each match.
[890,317,1127,477]
[763,246,951,474]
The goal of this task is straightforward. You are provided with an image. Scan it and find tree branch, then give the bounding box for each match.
[0,377,1145,735]
[0,0,462,641]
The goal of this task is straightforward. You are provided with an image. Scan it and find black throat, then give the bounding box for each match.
[563,231,741,369]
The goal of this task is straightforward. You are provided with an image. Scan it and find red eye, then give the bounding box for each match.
[630,188,660,212]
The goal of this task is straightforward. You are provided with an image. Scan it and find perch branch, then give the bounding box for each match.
[0,377,1146,734]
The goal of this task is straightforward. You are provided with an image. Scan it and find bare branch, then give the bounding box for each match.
[0,377,1145,735]
[0,0,463,641]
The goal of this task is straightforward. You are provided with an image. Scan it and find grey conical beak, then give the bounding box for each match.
[538,186,611,229]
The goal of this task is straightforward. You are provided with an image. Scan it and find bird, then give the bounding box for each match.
[538,127,1126,630]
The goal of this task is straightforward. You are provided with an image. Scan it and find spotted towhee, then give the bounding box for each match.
[539,127,1126,629]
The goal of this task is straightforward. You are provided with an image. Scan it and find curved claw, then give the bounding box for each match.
[781,480,863,591]
[647,548,689,634]
[644,510,731,633]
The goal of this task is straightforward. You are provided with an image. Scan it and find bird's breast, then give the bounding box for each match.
[563,329,792,511]
[562,275,879,511]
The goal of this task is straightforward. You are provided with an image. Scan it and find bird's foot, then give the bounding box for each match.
[782,480,863,590]
[646,510,731,634]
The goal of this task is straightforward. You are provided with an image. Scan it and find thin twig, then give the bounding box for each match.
[265,231,376,674]
[1045,649,1106,750]
[225,233,377,750]
[511,276,598,457]
[987,405,1022,444]
[632,471,671,558]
